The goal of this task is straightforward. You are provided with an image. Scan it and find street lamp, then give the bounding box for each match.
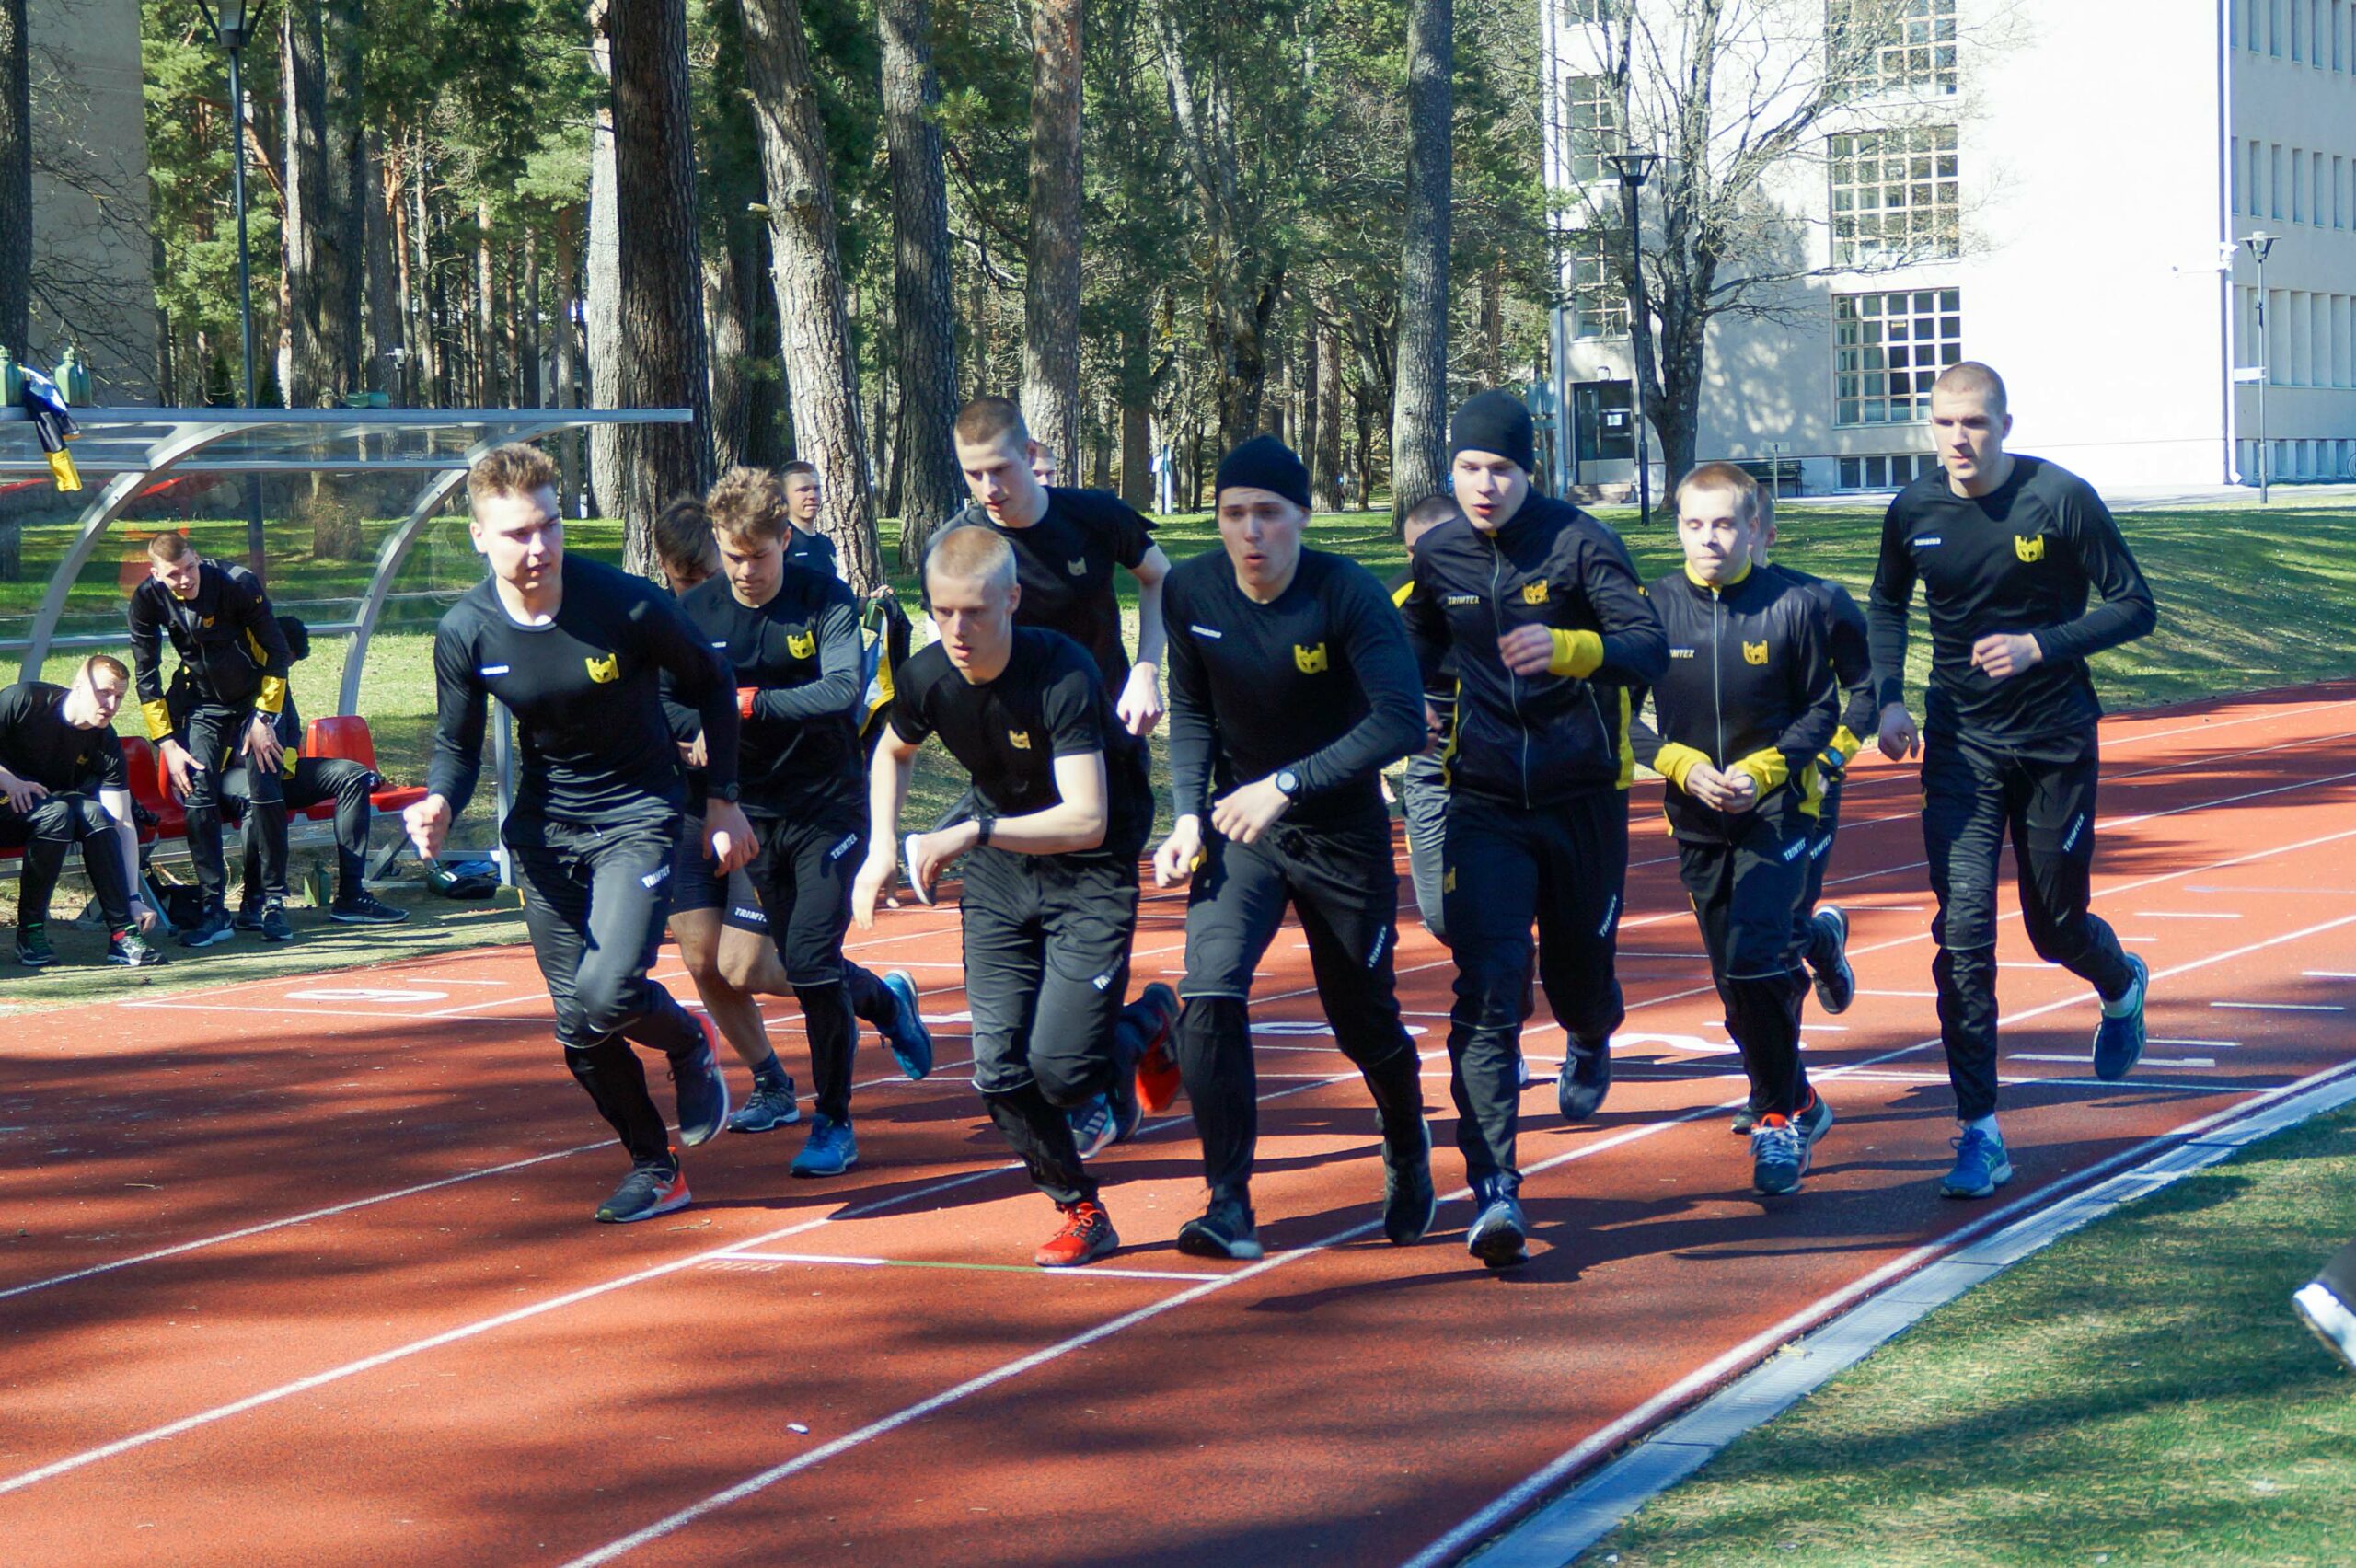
[2242,231,2277,505]
[1602,147,1660,526]
[193,0,268,580]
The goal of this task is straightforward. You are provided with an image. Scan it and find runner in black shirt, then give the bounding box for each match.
[0,656,165,967]
[406,444,754,1225]
[853,527,1173,1269]
[127,534,294,948]
[1151,437,1435,1258]
[1867,363,2158,1200]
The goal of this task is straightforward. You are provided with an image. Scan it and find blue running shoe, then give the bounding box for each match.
[1466,1178,1529,1268]
[667,1019,731,1148]
[1809,906,1855,1015]
[1940,1125,2014,1200]
[1750,1115,1809,1196]
[1175,1196,1263,1261]
[2092,953,2149,1082]
[880,969,933,1080]
[1068,1094,1116,1160]
[1794,1090,1835,1148]
[790,1113,859,1178]
[727,1074,802,1135]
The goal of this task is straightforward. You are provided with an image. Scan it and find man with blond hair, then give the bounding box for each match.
[406,444,754,1225]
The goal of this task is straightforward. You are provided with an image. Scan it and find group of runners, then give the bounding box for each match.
[376,354,2189,1277]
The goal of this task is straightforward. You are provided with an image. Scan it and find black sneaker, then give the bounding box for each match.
[1176,1196,1264,1261]
[728,1075,803,1134]
[13,920,55,968]
[178,907,236,948]
[1809,906,1855,1014]
[259,900,294,942]
[1380,1115,1438,1246]
[232,899,266,932]
[595,1158,690,1224]
[106,928,168,968]
[1730,1102,1762,1136]
[1466,1179,1529,1269]
[329,889,410,925]
[668,1020,731,1148]
[1556,1036,1611,1122]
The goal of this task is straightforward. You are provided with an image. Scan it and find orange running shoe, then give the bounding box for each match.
[1034,1199,1119,1268]
[1130,982,1183,1114]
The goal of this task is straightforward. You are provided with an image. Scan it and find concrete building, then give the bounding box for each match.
[1537,0,2356,497]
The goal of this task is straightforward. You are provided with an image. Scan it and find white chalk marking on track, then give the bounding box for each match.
[2213,1000,2345,1012]
[716,1251,1225,1284]
[2137,910,2243,919]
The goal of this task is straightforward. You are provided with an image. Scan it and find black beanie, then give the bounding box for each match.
[277,614,311,663]
[1214,434,1311,510]
[1449,390,1535,474]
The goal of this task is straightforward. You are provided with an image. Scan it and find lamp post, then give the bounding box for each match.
[1603,147,1660,526]
[2243,231,2277,505]
[194,0,267,580]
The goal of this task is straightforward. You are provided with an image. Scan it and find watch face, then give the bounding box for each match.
[1276,770,1299,796]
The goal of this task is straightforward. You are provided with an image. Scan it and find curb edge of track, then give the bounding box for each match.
[1438,1055,2356,1568]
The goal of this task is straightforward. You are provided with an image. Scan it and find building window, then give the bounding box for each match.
[1830,0,1959,96]
[1564,75,1619,184]
[1834,288,1962,425]
[1568,226,1630,339]
[1836,454,1938,491]
[1559,0,1624,20]
[1829,125,1960,266]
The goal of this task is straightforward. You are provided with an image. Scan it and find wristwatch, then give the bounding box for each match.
[974,807,997,847]
[1274,769,1301,799]
[710,781,741,803]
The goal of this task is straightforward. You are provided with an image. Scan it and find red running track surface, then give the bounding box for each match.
[3,683,2355,1567]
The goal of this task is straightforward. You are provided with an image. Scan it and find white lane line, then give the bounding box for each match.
[110,1001,514,1024]
[2213,1000,2346,1012]
[1856,989,1939,997]
[2153,1038,2241,1048]
[715,1251,1226,1284]
[2303,970,2356,979]
[2013,1055,2217,1069]
[2137,911,2243,920]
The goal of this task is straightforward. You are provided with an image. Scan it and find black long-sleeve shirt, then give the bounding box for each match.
[1164,548,1426,829]
[126,559,291,738]
[427,555,739,823]
[673,565,863,817]
[1868,455,2156,748]
[0,682,126,793]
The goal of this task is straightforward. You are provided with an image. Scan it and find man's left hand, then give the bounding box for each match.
[1210,776,1292,846]
[1118,662,1164,738]
[1969,632,2044,683]
[705,800,757,875]
[242,714,284,775]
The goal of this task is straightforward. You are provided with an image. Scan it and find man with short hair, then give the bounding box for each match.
[0,655,166,967]
[1152,437,1435,1258]
[1390,492,1465,947]
[127,532,294,947]
[1869,362,2158,1200]
[1401,390,1668,1265]
[1632,464,1840,1194]
[853,526,1174,1269]
[779,460,841,578]
[406,444,754,1224]
[684,467,932,1178]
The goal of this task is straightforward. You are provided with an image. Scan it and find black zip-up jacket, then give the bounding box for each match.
[1629,563,1840,844]
[1401,493,1668,807]
[126,559,291,739]
[1766,562,1877,764]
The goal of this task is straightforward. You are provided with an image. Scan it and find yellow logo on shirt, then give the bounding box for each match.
[786,630,815,660]
[1520,581,1550,605]
[1067,558,1088,577]
[2014,534,2046,563]
[1293,642,1329,674]
[1743,640,1769,665]
[584,651,620,684]
[1443,868,1457,894]
[1009,730,1034,750]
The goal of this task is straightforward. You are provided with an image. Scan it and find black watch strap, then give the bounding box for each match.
[974,808,996,847]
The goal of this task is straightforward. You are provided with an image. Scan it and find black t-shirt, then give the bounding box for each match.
[933,488,1156,700]
[428,555,739,823]
[888,627,1150,862]
[1868,455,2157,748]
[786,527,839,579]
[0,682,127,794]
[676,566,863,816]
[1166,549,1426,828]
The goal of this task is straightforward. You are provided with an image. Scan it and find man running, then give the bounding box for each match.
[1401,390,1668,1265]
[1631,464,1839,1194]
[684,467,931,1178]
[1389,492,1464,948]
[127,532,294,948]
[780,460,841,578]
[1869,362,2158,1200]
[405,444,751,1224]
[1151,436,1435,1258]
[0,656,166,967]
[853,526,1173,1269]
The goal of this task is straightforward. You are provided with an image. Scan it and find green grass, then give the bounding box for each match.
[1584,1104,2356,1568]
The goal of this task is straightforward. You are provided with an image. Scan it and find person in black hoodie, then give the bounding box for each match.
[1630,464,1840,1195]
[1400,391,1668,1266]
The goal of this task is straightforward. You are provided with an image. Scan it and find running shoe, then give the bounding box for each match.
[789,1113,859,1177]
[1380,1114,1438,1246]
[1176,1195,1264,1261]
[1750,1114,1809,1196]
[177,906,236,949]
[1034,1199,1119,1268]
[258,899,294,942]
[13,920,55,968]
[106,928,168,968]
[2292,1278,2356,1376]
[1129,982,1184,1113]
[1940,1125,2014,1200]
[729,1074,803,1134]
[1466,1183,1530,1269]
[902,831,935,905]
[595,1158,690,1223]
[329,889,410,925]
[879,969,933,1080]
[1794,1090,1835,1148]
[232,898,265,931]
[1809,905,1855,1015]
[1068,1093,1118,1160]
[1556,1035,1611,1122]
[668,1020,731,1148]
[1516,1053,1535,1091]
[1730,1102,1762,1136]
[2092,953,2149,1082]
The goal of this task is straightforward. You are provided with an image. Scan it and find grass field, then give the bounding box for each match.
[1584,1103,2356,1568]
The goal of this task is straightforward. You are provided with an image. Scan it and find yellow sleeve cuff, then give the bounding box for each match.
[1653,742,1711,791]
[257,675,288,716]
[1831,726,1863,763]
[141,699,174,741]
[1546,628,1604,678]
[1729,747,1791,798]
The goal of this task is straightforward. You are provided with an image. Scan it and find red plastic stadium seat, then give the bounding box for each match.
[305,713,427,813]
[121,736,184,841]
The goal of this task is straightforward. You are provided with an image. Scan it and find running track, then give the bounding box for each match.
[4,683,2355,1567]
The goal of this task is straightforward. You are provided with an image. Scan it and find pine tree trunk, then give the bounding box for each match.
[1117,321,1153,511]
[585,9,624,518]
[322,0,364,395]
[553,215,584,515]
[282,2,332,407]
[475,201,497,405]
[363,132,402,396]
[1311,317,1344,513]
[0,0,28,358]
[1020,0,1082,473]
[740,0,884,592]
[1389,0,1452,529]
[707,237,754,473]
[879,0,963,563]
